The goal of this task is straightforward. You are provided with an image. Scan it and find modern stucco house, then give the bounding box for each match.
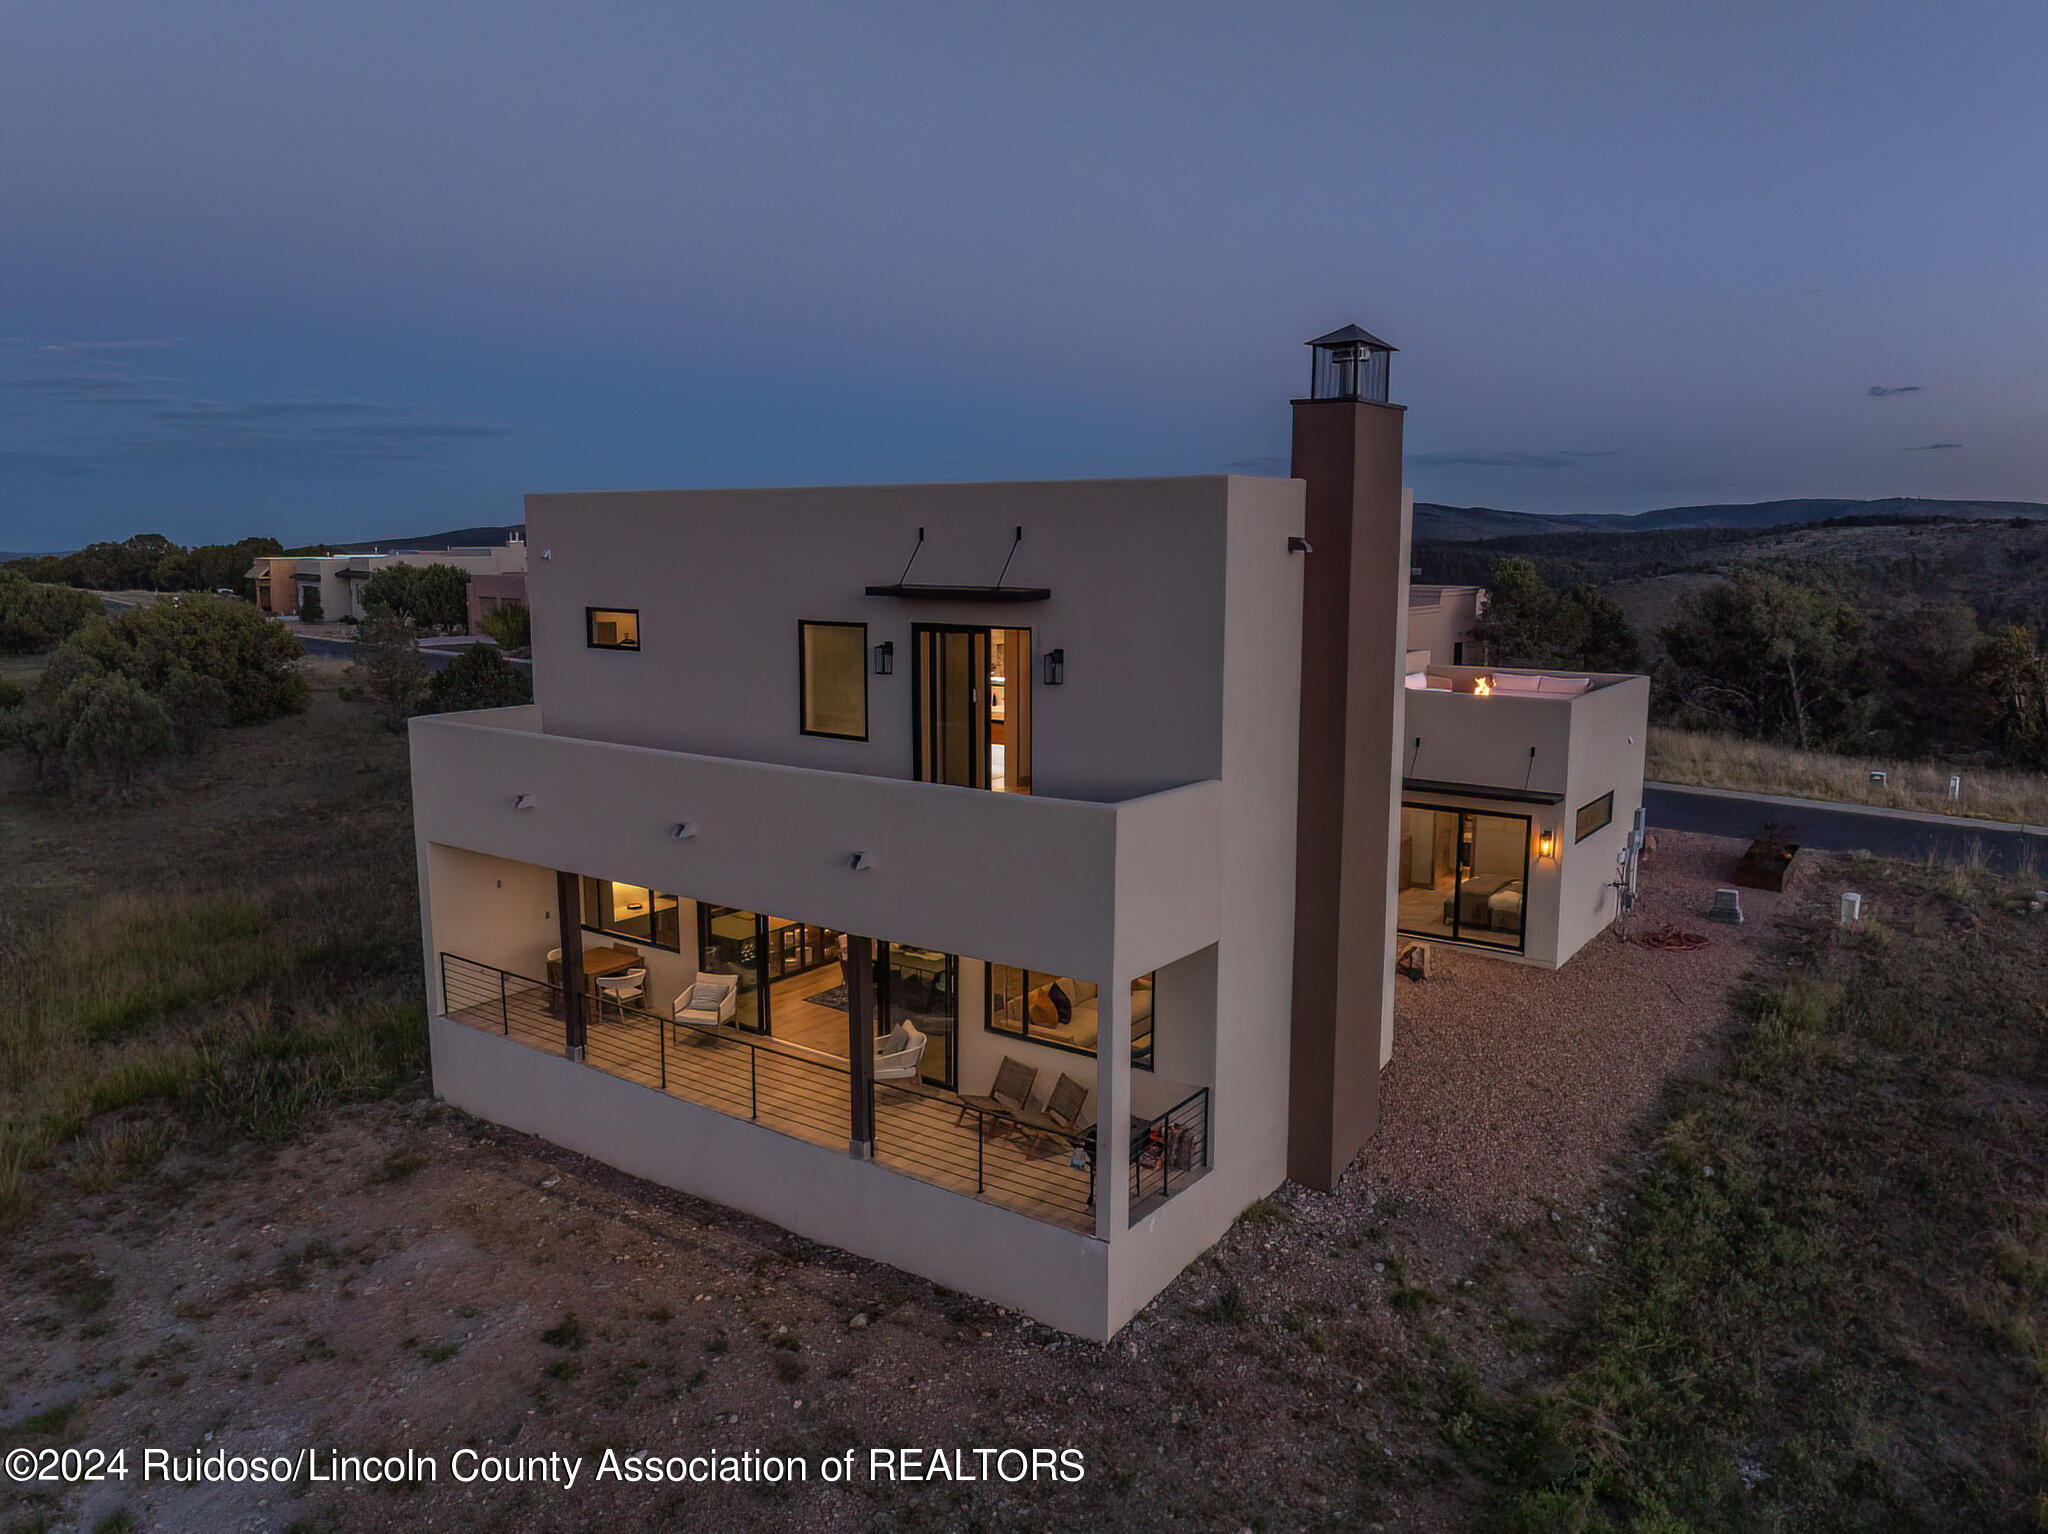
[406,327,1649,1337]
[248,538,527,621]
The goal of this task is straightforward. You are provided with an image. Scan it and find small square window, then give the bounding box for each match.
[799,620,868,740]
[587,608,639,650]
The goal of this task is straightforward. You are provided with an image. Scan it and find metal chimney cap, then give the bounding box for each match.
[1306,323,1397,352]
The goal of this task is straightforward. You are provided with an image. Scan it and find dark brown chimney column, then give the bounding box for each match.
[1286,394,1410,1190]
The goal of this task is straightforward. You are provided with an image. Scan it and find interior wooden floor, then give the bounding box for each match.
[447,984,1098,1234]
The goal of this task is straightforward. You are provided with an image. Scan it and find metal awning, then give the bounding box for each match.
[864,583,1050,602]
[1402,777,1564,806]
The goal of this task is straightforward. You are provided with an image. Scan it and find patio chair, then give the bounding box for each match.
[1016,1072,1090,1160]
[873,1021,927,1082]
[956,1056,1038,1140]
[672,972,739,1032]
[591,966,647,1022]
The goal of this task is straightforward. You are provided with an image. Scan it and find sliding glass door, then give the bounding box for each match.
[912,625,1031,794]
[1396,804,1529,951]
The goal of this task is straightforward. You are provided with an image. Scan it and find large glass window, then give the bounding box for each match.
[1396,804,1529,952]
[878,943,958,1089]
[799,620,868,739]
[987,968,1155,1069]
[579,877,681,951]
[586,608,639,650]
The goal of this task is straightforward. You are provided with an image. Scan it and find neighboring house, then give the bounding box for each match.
[467,571,528,633]
[247,537,528,621]
[404,327,1650,1338]
[1406,583,1485,666]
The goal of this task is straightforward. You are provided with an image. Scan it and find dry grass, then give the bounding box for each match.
[0,660,427,1223]
[1649,726,2048,826]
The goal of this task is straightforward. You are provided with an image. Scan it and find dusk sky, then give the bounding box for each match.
[4,0,2045,551]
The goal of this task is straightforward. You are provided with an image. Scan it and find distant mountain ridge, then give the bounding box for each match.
[309,523,525,554]
[1414,497,2048,542]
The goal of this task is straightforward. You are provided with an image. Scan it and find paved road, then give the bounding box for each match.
[1645,782,2047,877]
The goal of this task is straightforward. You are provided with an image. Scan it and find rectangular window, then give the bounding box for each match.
[1396,804,1530,953]
[586,608,640,650]
[579,877,682,951]
[799,620,868,740]
[1575,791,1615,843]
[986,968,1154,1069]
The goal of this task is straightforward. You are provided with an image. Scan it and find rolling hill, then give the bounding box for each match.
[1413,496,2048,541]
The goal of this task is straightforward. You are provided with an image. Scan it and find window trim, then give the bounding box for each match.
[579,876,683,953]
[797,619,870,741]
[1575,790,1615,844]
[1396,801,1532,956]
[985,968,1155,1071]
[585,607,641,651]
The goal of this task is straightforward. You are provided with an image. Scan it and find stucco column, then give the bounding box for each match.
[1093,976,1132,1240]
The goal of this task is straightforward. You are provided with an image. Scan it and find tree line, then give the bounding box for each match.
[1472,556,2048,770]
[5,532,285,593]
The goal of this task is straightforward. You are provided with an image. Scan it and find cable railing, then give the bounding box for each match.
[439,953,1094,1231]
[1129,1087,1210,1214]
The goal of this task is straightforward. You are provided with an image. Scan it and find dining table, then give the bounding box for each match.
[546,944,645,1019]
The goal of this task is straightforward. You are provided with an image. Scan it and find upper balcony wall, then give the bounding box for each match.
[523,478,1250,804]
[1402,681,1579,799]
[410,707,1222,984]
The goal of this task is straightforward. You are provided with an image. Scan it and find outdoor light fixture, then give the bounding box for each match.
[671,822,696,840]
[1044,647,1065,686]
[513,794,538,810]
[1288,536,1313,553]
[848,851,873,872]
[1538,828,1558,860]
[873,640,894,675]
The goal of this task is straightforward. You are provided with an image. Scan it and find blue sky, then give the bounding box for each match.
[4,0,2045,550]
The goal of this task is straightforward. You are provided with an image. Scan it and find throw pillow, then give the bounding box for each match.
[1027,987,1059,1032]
[1047,981,1073,1028]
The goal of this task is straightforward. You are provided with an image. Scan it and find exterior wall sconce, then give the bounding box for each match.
[1288,536,1313,554]
[1537,827,1558,860]
[848,852,873,871]
[671,822,696,840]
[1043,648,1065,686]
[873,640,894,675]
[513,794,538,810]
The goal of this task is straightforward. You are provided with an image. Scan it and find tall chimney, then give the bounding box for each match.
[1286,324,1410,1190]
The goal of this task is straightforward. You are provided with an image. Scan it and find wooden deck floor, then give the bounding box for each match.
[447,984,1098,1234]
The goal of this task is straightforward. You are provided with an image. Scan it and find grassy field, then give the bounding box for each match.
[0,658,427,1224]
[1649,726,2048,826]
[5,659,2046,1529]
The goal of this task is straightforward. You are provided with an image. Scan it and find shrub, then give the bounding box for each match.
[67,594,308,725]
[297,582,324,624]
[343,611,430,729]
[0,571,103,654]
[478,603,531,650]
[0,677,22,711]
[362,562,470,633]
[63,674,177,799]
[425,644,532,714]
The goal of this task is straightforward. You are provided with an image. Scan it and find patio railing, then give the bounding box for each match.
[438,952,1094,1231]
[1130,1087,1210,1214]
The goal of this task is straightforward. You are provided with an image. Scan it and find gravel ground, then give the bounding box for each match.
[1371,829,1792,1223]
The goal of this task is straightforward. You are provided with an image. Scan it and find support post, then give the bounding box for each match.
[1094,975,1132,1240]
[555,870,586,1061]
[845,935,875,1159]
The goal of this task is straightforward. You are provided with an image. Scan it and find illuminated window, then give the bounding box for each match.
[586,608,639,650]
[579,877,681,950]
[986,967,1154,1069]
[1575,791,1615,843]
[799,620,868,740]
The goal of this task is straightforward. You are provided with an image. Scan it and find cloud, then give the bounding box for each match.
[36,337,189,355]
[1903,442,1962,451]
[1408,450,1614,470]
[1867,385,1922,397]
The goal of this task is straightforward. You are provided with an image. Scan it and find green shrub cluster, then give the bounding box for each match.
[0,595,306,799]
[0,570,105,654]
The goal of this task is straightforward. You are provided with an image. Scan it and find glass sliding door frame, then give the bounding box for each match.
[1396,802,1531,954]
[910,624,1032,794]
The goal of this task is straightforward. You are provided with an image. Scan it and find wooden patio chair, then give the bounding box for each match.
[955,1056,1037,1140]
[1016,1072,1090,1161]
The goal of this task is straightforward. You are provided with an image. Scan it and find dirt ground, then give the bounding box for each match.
[2,832,1785,1533]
